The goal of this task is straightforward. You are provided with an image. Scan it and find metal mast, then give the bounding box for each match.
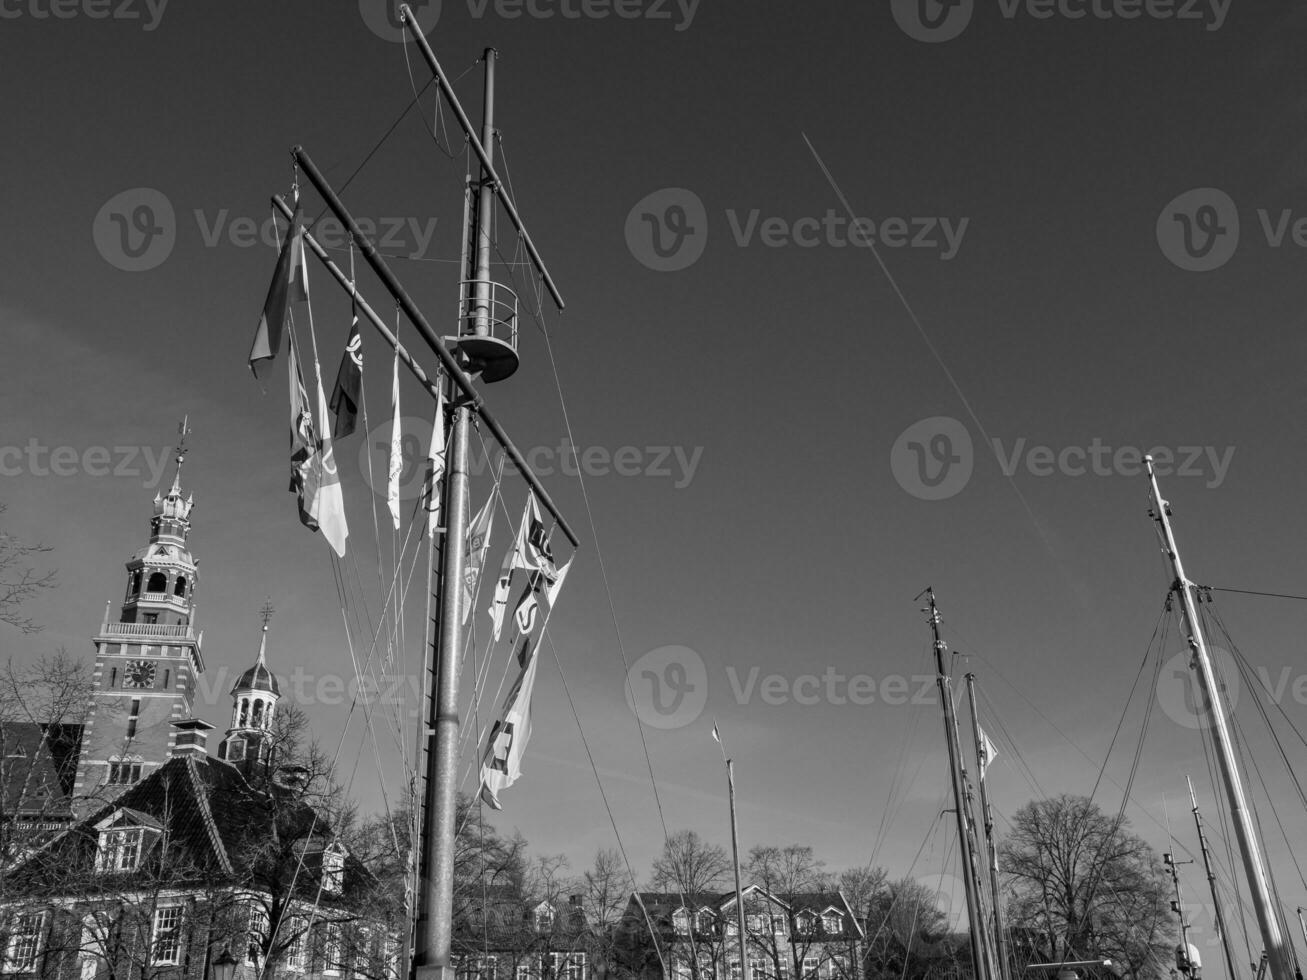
[1188,776,1240,980]
[1162,795,1195,975]
[922,588,991,980]
[1145,456,1291,980]
[966,673,1011,980]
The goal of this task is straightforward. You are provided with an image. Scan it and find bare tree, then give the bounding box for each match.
[1000,795,1173,980]
[650,830,730,896]
[0,503,56,634]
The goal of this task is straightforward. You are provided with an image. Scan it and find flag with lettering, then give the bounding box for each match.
[250,202,307,379]
[479,635,540,810]
[288,340,318,530]
[329,301,362,439]
[424,387,446,538]
[490,494,545,640]
[310,364,349,557]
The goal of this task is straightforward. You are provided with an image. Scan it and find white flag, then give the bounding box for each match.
[544,557,571,609]
[978,727,998,775]
[712,723,721,744]
[462,494,495,625]
[311,362,348,557]
[479,636,540,809]
[424,388,446,538]
[490,494,549,640]
[386,348,402,530]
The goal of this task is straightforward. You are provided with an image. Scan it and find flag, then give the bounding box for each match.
[712,723,721,744]
[462,494,495,624]
[978,727,998,775]
[518,493,557,579]
[386,348,402,530]
[479,635,540,809]
[311,366,349,557]
[490,495,545,640]
[544,557,571,609]
[513,582,539,636]
[424,387,446,538]
[288,341,318,530]
[250,202,307,379]
[328,302,362,439]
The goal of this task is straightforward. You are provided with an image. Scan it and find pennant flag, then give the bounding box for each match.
[462,494,495,624]
[250,202,307,379]
[288,341,318,531]
[479,635,540,809]
[978,726,999,775]
[513,583,539,636]
[311,366,349,557]
[424,387,446,538]
[386,348,402,530]
[329,301,362,439]
[712,723,721,744]
[544,557,571,609]
[490,495,536,640]
[518,493,558,579]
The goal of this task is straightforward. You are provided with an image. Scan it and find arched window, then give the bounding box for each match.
[238,698,249,728]
[146,572,167,593]
[131,571,142,594]
[173,575,187,597]
[251,699,264,727]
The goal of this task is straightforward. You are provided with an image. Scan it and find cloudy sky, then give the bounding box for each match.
[5,0,1307,968]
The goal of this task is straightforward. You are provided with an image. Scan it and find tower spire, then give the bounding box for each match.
[257,597,274,665]
[170,415,191,495]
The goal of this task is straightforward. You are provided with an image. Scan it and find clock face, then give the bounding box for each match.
[125,660,156,689]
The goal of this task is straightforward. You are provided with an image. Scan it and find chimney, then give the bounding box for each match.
[170,718,215,758]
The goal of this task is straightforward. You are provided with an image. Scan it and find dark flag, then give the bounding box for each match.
[329,302,362,438]
[249,203,307,379]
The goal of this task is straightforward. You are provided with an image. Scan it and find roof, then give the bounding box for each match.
[1,722,83,820]
[629,887,863,938]
[6,754,374,908]
[232,659,281,696]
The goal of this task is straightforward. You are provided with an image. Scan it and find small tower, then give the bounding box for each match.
[218,602,282,770]
[73,420,206,814]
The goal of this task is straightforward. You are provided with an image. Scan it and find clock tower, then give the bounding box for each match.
[72,425,206,814]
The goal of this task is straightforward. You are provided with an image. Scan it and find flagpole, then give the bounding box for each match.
[965,673,1010,980]
[716,726,751,980]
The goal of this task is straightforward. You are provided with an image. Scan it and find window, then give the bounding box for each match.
[323,844,346,894]
[749,960,765,980]
[143,612,159,624]
[126,699,141,739]
[746,914,765,932]
[352,926,372,979]
[152,907,183,965]
[4,911,44,972]
[147,573,167,593]
[770,914,787,934]
[516,958,536,980]
[284,919,308,971]
[729,961,742,980]
[822,913,842,934]
[109,667,118,688]
[795,913,814,935]
[131,571,142,594]
[552,954,584,980]
[534,904,555,933]
[96,828,144,872]
[673,909,691,935]
[322,923,343,976]
[696,910,715,934]
[802,960,818,980]
[174,576,187,597]
[672,958,693,980]
[108,760,143,785]
[245,905,269,965]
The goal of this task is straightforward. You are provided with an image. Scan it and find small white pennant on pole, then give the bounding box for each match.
[386,346,402,531]
[425,383,446,538]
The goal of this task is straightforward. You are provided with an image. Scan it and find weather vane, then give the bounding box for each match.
[259,596,275,630]
[175,415,191,461]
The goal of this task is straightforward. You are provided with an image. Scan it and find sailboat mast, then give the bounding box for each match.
[1189,776,1240,980]
[966,673,1010,980]
[1145,456,1291,980]
[923,588,991,980]
[413,48,496,980]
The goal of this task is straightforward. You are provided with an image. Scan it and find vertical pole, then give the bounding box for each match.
[966,674,1011,980]
[1163,796,1194,974]
[924,589,990,980]
[1146,457,1291,980]
[1295,911,1307,959]
[472,48,497,339]
[727,760,751,980]
[1189,777,1239,980]
[413,50,495,980]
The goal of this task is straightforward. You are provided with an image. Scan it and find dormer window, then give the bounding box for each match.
[672,909,690,935]
[94,809,161,873]
[795,912,815,935]
[534,903,555,933]
[323,843,346,894]
[822,912,842,934]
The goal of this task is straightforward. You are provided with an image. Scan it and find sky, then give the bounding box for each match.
[4,0,1307,971]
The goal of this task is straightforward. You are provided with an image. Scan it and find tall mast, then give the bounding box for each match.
[413,48,496,980]
[1189,776,1240,980]
[1145,456,1291,980]
[966,673,1011,980]
[922,588,991,980]
[1162,795,1195,974]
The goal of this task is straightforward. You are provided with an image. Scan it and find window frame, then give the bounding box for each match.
[4,910,45,973]
[151,906,184,966]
